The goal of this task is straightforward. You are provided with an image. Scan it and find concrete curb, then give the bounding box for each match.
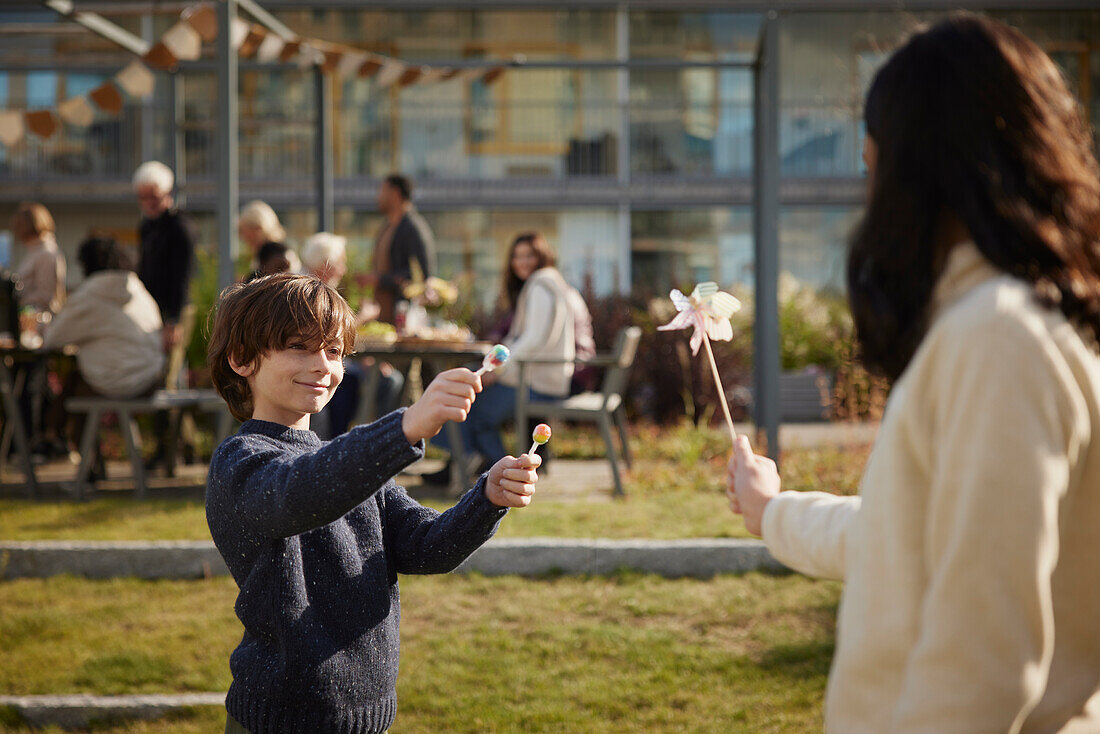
[0,693,224,729]
[0,538,785,580]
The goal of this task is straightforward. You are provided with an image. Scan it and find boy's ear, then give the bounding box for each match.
[228,353,256,378]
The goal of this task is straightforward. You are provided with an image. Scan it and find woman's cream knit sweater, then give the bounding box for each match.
[763,243,1100,733]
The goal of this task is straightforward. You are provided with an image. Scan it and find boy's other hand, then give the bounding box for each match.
[726,434,780,537]
[485,454,542,507]
[402,368,482,444]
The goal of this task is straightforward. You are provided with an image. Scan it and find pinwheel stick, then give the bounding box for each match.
[701,334,737,444]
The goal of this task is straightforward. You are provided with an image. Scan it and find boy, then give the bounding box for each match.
[205,273,541,734]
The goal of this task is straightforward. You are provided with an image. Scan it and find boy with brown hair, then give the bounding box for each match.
[205,273,541,734]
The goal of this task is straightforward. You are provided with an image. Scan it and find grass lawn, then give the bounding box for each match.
[0,423,870,542]
[0,572,840,733]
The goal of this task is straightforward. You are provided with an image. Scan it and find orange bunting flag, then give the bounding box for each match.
[88,82,124,115]
[182,2,218,43]
[398,67,423,86]
[481,66,506,85]
[25,110,59,139]
[359,57,383,78]
[277,40,301,63]
[238,25,267,59]
[142,42,178,71]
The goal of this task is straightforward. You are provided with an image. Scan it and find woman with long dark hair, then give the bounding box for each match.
[728,14,1100,732]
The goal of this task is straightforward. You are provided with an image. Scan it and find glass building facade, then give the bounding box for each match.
[1,4,1098,303]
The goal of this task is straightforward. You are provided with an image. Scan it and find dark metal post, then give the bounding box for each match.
[216,0,239,291]
[166,72,185,208]
[753,12,781,460]
[314,65,334,232]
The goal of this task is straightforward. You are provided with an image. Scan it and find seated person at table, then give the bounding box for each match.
[427,232,574,482]
[43,236,164,463]
[205,272,541,734]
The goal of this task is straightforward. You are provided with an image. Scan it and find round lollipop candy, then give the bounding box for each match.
[475,344,510,376]
[528,423,552,456]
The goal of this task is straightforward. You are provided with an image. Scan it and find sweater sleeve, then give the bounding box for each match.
[382,475,507,574]
[888,320,1085,733]
[215,410,425,539]
[761,491,860,580]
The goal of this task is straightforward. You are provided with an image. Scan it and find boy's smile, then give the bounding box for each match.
[234,343,345,430]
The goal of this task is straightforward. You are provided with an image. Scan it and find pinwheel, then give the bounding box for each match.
[658,282,742,443]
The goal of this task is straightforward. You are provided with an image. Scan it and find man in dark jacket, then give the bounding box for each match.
[132,161,195,389]
[368,173,435,324]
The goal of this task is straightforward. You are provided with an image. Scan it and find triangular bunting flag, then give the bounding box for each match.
[359,57,383,78]
[26,110,59,139]
[162,20,202,62]
[88,82,124,115]
[0,111,25,147]
[277,40,301,63]
[374,60,406,89]
[481,66,506,85]
[238,25,266,59]
[230,17,251,49]
[115,60,155,98]
[58,95,95,127]
[398,67,423,86]
[143,42,178,71]
[337,51,368,77]
[255,34,286,63]
[182,2,218,43]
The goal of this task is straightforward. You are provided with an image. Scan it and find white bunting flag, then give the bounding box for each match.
[161,20,202,62]
[374,59,406,89]
[114,60,155,98]
[58,95,95,127]
[0,111,24,147]
[255,34,286,63]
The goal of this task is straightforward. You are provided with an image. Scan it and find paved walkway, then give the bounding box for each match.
[0,421,878,500]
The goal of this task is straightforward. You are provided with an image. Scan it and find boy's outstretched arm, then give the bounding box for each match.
[212,369,482,540]
[383,453,542,575]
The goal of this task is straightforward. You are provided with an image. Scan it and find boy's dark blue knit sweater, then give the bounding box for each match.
[205,409,508,734]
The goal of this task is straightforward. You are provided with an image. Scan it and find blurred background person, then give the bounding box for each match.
[426,232,574,483]
[363,173,435,324]
[11,201,65,319]
[133,161,194,389]
[44,235,163,477]
[9,201,66,458]
[245,241,298,282]
[239,200,290,281]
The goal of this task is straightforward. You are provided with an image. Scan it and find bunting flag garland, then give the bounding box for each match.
[2,0,517,148]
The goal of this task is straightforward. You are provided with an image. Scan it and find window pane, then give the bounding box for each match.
[631,209,752,295]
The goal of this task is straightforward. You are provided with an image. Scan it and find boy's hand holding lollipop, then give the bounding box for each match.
[401,368,483,444]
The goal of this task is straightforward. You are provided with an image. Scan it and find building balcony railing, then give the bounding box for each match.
[0,99,866,201]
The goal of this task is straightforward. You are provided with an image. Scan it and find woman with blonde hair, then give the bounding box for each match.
[240,200,295,280]
[11,201,65,316]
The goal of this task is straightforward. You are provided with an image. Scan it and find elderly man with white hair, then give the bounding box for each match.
[132,161,195,380]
